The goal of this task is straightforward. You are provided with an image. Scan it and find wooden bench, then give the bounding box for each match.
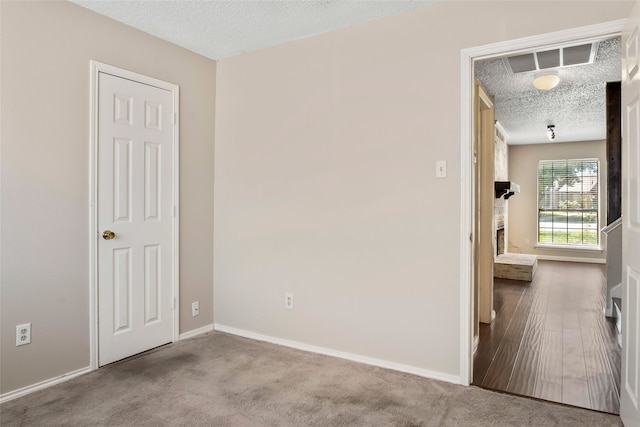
[494,253,537,281]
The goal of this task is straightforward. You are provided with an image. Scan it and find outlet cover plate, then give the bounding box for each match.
[284,292,294,310]
[16,323,31,346]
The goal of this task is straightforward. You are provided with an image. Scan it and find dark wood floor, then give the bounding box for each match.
[473,260,621,414]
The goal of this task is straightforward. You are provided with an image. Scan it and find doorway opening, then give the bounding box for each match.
[460,20,625,413]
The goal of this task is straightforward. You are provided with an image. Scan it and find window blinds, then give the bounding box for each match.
[537,159,599,246]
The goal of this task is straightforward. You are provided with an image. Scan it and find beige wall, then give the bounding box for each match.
[0,1,216,394]
[508,140,607,261]
[214,1,630,378]
[1,0,630,397]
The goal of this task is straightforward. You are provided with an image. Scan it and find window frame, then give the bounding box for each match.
[536,158,600,248]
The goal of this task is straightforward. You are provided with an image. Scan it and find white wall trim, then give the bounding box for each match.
[495,121,509,141]
[89,61,180,369]
[89,61,99,371]
[463,19,626,63]
[536,255,606,264]
[214,324,462,386]
[0,366,92,404]
[459,46,473,387]
[179,324,214,340]
[460,19,625,386]
[0,323,211,403]
[534,244,603,252]
[602,216,623,234]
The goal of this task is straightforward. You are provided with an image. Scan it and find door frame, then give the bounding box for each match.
[459,20,625,385]
[88,61,180,369]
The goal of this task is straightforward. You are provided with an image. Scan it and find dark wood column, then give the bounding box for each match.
[606,81,622,224]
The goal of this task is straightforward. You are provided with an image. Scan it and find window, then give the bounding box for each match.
[537,159,599,246]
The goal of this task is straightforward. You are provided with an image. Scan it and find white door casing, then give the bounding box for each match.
[91,62,179,367]
[621,3,640,424]
[460,20,626,386]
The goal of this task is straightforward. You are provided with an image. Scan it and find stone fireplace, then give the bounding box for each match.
[494,124,508,258]
[495,197,506,256]
[497,228,505,256]
[492,122,537,281]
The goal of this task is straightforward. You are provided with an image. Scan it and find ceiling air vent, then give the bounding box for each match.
[504,42,598,74]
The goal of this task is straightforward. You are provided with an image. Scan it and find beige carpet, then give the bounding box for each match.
[0,331,622,426]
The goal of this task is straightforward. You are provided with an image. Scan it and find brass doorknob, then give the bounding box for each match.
[102,230,116,240]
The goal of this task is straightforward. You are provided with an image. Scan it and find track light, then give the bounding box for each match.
[547,125,556,141]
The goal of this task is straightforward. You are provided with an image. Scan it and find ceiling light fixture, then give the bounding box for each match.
[547,125,556,141]
[533,72,560,90]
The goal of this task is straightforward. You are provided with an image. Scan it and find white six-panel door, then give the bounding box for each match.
[622,3,640,424]
[97,72,175,366]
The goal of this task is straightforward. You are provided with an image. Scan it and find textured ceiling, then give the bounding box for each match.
[70,0,437,60]
[475,37,621,145]
[72,1,620,146]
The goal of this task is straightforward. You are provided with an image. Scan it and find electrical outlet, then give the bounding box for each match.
[191,301,200,317]
[16,323,31,346]
[525,238,530,244]
[284,292,294,310]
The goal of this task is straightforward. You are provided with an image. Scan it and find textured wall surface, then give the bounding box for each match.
[495,124,509,254]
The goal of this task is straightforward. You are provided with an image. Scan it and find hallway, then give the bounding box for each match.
[473,260,620,414]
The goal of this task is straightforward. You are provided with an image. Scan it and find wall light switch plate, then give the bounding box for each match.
[436,160,447,178]
[191,301,200,317]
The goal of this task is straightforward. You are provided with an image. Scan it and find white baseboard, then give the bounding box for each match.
[214,324,462,386]
[536,255,606,264]
[0,366,92,404]
[1,324,214,404]
[179,323,214,340]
